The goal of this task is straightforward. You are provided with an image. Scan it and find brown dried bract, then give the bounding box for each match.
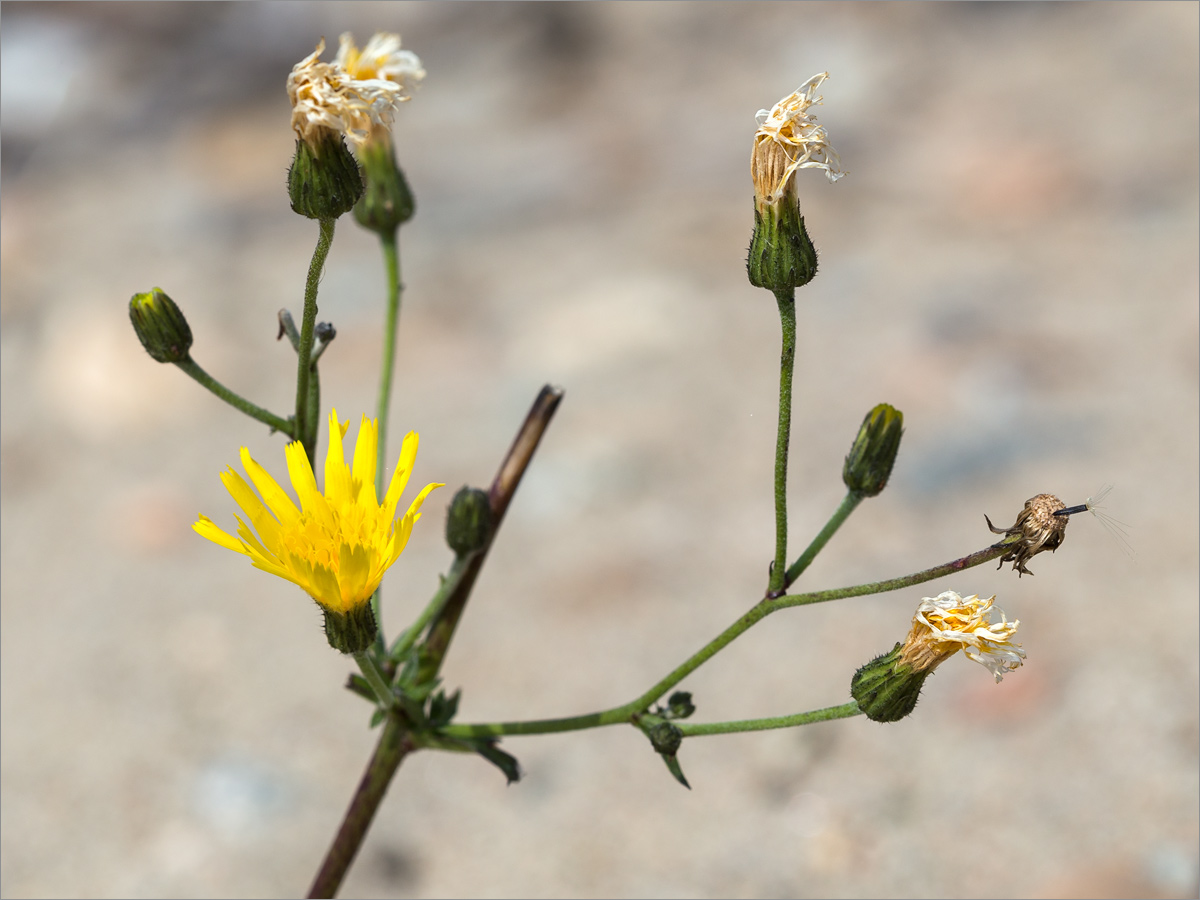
[985,493,1068,576]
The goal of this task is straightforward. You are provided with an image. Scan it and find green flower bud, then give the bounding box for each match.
[288,130,364,220]
[321,602,379,655]
[850,642,930,723]
[746,198,819,291]
[129,288,192,363]
[353,134,415,235]
[445,486,493,557]
[843,403,904,497]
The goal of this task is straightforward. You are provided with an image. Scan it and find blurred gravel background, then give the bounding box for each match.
[2,2,1197,898]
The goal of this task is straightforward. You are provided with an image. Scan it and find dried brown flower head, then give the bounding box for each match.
[986,493,1068,576]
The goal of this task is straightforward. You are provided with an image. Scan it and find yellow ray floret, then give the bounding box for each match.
[194,410,443,615]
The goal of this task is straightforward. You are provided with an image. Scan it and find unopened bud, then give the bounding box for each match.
[445,487,493,557]
[353,133,415,234]
[288,130,364,220]
[129,288,192,363]
[843,404,904,497]
[850,643,929,723]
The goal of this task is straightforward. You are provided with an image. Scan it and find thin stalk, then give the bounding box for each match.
[676,702,862,736]
[174,358,293,435]
[388,554,471,663]
[295,217,336,462]
[768,289,797,597]
[784,491,863,588]
[370,232,402,644]
[438,542,1009,740]
[307,716,413,899]
[353,651,398,711]
[375,232,402,494]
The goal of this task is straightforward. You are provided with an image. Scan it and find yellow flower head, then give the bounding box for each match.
[287,35,420,150]
[899,591,1025,682]
[751,72,845,209]
[194,410,443,617]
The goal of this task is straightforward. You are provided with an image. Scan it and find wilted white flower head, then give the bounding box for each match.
[900,591,1025,682]
[752,72,845,208]
[335,32,425,87]
[288,34,422,150]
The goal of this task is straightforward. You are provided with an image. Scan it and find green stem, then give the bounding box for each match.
[676,702,862,736]
[772,542,1009,610]
[375,232,402,496]
[296,217,336,462]
[768,289,797,596]
[353,651,397,711]
[784,491,863,588]
[437,542,1009,740]
[370,232,403,644]
[388,555,471,663]
[174,357,293,435]
[307,716,413,899]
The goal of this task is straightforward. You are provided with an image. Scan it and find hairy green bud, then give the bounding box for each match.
[445,486,493,557]
[843,403,904,497]
[129,287,192,363]
[353,136,415,234]
[850,643,930,723]
[288,131,364,220]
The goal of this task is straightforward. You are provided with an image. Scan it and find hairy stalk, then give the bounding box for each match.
[438,542,1009,739]
[295,218,336,462]
[388,554,472,663]
[768,289,797,597]
[353,651,398,711]
[784,491,863,588]
[174,358,293,435]
[676,702,862,736]
[369,232,403,646]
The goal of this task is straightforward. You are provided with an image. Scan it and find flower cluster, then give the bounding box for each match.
[288,32,424,150]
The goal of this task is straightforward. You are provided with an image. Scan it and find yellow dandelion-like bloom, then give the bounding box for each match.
[751,72,845,208]
[287,36,418,150]
[900,591,1026,682]
[194,410,443,625]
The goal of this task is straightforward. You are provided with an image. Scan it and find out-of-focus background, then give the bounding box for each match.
[2,2,1197,897]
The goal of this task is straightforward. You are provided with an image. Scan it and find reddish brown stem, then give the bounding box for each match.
[307,716,413,898]
[417,384,565,682]
[307,384,564,897]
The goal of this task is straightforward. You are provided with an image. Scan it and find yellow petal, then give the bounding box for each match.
[387,481,443,565]
[193,514,246,554]
[324,409,352,505]
[351,415,378,505]
[219,468,284,552]
[239,448,301,525]
[285,440,322,513]
[382,431,419,520]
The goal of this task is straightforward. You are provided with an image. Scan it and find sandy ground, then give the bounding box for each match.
[2,3,1197,898]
